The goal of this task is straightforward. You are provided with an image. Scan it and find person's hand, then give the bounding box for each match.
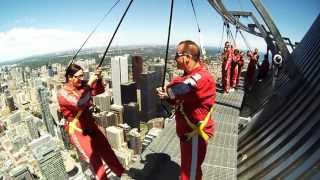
[94,67,103,79]
[88,67,102,86]
[156,86,169,99]
[88,74,98,86]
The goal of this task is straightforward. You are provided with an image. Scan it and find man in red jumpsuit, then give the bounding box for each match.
[246,48,259,90]
[157,40,216,180]
[221,41,233,94]
[58,64,125,180]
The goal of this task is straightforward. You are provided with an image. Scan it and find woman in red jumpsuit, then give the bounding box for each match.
[230,49,241,90]
[57,64,125,180]
[221,41,233,94]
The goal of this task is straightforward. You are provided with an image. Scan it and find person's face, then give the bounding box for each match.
[225,42,230,48]
[70,69,84,88]
[175,45,191,70]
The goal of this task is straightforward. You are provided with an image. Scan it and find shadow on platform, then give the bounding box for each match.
[128,153,180,180]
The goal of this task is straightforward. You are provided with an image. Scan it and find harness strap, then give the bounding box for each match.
[68,110,83,134]
[178,103,214,142]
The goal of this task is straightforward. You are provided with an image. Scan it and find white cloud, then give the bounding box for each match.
[0,27,268,62]
[0,27,109,62]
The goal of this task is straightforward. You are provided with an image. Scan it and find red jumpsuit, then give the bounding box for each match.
[166,64,216,180]
[231,54,241,88]
[246,52,258,88]
[237,55,244,87]
[221,48,233,93]
[58,80,124,180]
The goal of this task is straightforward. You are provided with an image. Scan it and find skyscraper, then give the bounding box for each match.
[121,81,137,104]
[93,92,111,112]
[25,116,39,140]
[36,146,67,179]
[106,111,118,127]
[30,135,67,180]
[128,128,142,155]
[106,126,124,150]
[5,95,15,112]
[111,55,129,105]
[48,65,54,77]
[123,102,140,130]
[37,87,55,136]
[110,104,124,125]
[148,63,165,87]
[149,63,166,116]
[140,71,157,121]
[9,164,34,180]
[131,55,143,88]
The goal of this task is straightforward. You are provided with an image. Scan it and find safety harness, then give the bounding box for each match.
[178,103,214,142]
[64,88,85,135]
[68,110,83,134]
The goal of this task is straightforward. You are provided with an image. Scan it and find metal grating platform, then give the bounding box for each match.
[129,82,245,180]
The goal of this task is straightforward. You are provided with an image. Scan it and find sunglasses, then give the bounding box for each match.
[73,74,84,79]
[175,52,191,59]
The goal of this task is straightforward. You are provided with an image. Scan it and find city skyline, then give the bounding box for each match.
[0,0,319,62]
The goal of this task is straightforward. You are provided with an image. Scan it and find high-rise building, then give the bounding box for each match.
[149,63,166,116]
[118,123,131,142]
[37,87,55,136]
[48,65,54,77]
[114,149,133,169]
[105,112,118,127]
[106,126,124,150]
[30,135,67,180]
[111,55,129,105]
[140,71,157,121]
[93,92,111,112]
[93,112,108,128]
[131,55,143,88]
[25,116,39,140]
[83,70,90,81]
[128,128,142,155]
[6,95,16,112]
[148,63,165,87]
[120,81,137,104]
[9,164,34,180]
[110,104,123,125]
[123,102,140,130]
[36,146,67,179]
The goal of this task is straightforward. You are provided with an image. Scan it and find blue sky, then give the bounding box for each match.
[0,0,319,62]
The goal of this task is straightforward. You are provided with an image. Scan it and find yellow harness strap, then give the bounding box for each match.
[179,103,214,142]
[68,110,83,134]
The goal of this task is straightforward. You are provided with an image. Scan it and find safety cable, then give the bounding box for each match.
[160,0,175,117]
[98,0,134,67]
[218,22,226,53]
[234,25,239,48]
[239,30,252,50]
[190,0,201,33]
[190,0,206,58]
[162,0,174,88]
[226,25,236,47]
[72,0,121,61]
[226,23,230,42]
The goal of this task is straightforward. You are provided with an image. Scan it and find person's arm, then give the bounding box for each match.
[166,74,202,103]
[88,67,105,96]
[57,89,83,118]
